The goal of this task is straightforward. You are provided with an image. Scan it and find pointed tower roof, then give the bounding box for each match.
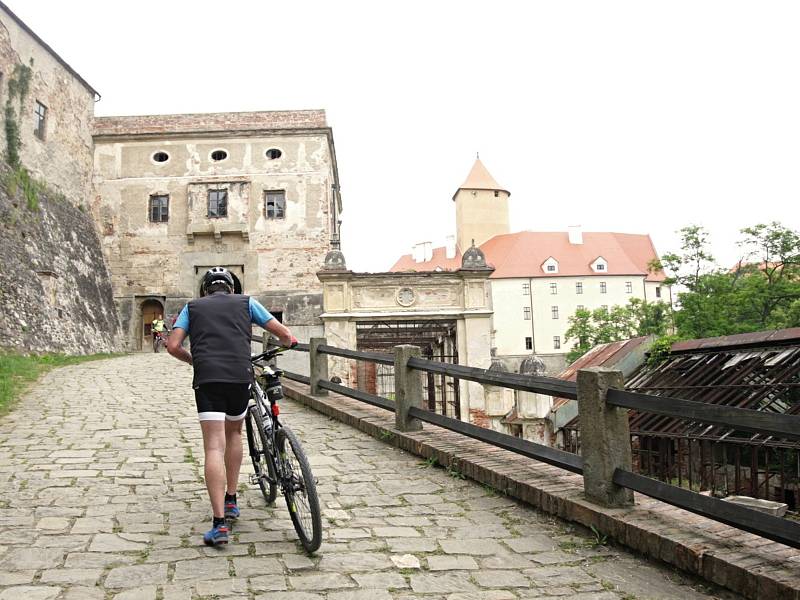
[452,157,509,200]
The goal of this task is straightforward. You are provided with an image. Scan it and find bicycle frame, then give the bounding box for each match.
[250,350,288,490]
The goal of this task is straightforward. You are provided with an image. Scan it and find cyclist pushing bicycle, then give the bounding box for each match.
[167,266,297,546]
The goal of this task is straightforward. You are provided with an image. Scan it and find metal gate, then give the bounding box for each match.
[354,320,460,419]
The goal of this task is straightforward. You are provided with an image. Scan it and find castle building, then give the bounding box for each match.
[92,112,342,350]
[0,2,341,353]
[391,158,671,374]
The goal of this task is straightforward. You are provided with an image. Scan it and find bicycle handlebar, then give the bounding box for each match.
[251,343,296,364]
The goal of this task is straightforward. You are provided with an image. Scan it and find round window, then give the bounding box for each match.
[152,151,169,163]
[265,148,282,160]
[210,149,228,161]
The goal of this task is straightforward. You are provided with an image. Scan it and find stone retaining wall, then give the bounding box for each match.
[283,379,800,600]
[0,170,122,354]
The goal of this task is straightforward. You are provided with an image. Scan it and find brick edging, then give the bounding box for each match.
[283,381,800,600]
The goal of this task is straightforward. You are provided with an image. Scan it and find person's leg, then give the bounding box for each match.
[224,418,243,496]
[200,420,226,518]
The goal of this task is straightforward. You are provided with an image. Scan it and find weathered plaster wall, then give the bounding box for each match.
[0,166,122,353]
[92,123,339,349]
[0,7,96,207]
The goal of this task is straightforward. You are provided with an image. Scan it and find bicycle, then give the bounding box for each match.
[244,345,322,553]
[152,331,167,353]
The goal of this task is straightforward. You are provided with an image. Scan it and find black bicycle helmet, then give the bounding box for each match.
[201,266,235,296]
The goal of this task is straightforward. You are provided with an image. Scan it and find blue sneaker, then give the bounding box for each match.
[203,523,229,546]
[224,499,240,520]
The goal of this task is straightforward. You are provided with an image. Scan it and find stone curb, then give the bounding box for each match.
[283,380,800,600]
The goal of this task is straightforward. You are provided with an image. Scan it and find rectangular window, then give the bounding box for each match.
[596,263,606,271]
[34,101,47,140]
[207,189,228,218]
[265,190,286,219]
[600,282,607,294]
[148,194,169,222]
[553,336,561,350]
[577,304,585,311]
[551,306,559,319]
[547,264,556,272]
[576,282,583,294]
[625,281,633,294]
[523,307,531,320]
[525,337,532,350]
[522,282,530,296]
[550,282,558,295]
[656,286,662,298]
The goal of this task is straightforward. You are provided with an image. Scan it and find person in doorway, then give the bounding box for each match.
[152,314,166,345]
[166,267,296,546]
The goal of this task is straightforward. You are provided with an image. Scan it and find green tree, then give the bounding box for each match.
[564,299,672,364]
[654,221,800,339]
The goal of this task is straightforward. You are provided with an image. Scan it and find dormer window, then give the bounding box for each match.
[591,256,608,273]
[542,257,559,274]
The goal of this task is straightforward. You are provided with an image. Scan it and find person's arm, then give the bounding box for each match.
[249,297,297,347]
[167,328,192,364]
[265,318,296,348]
[167,305,192,364]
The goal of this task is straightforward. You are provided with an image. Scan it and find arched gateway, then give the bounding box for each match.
[317,248,495,425]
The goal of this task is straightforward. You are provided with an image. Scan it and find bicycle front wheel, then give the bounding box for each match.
[245,407,277,505]
[276,426,322,553]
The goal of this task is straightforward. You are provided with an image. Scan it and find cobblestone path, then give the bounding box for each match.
[0,354,740,600]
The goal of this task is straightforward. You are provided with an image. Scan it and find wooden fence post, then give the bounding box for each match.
[309,337,328,396]
[394,345,423,432]
[577,367,634,507]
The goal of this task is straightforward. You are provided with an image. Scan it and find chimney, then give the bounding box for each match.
[412,242,434,263]
[412,243,424,263]
[568,225,583,245]
[423,241,433,262]
[445,235,456,259]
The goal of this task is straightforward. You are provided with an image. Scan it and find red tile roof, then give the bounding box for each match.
[390,231,666,281]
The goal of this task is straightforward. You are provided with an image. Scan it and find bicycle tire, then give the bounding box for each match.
[245,407,277,505]
[276,426,322,553]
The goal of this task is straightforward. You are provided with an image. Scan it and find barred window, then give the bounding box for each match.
[149,195,169,222]
[208,190,228,218]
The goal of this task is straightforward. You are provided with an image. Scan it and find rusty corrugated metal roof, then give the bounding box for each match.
[671,328,800,354]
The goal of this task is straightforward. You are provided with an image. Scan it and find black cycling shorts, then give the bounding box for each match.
[194,383,250,422]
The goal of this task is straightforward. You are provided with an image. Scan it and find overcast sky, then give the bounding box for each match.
[14,1,799,273]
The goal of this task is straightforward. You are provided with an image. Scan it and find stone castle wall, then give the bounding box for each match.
[0,6,97,207]
[0,165,121,354]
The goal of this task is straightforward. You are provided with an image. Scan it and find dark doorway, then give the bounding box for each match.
[140,299,164,351]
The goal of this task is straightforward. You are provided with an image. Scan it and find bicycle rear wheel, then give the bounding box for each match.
[276,426,322,553]
[245,407,277,505]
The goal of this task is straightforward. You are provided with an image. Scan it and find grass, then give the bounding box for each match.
[0,351,121,415]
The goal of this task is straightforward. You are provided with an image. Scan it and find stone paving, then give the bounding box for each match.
[0,353,743,600]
